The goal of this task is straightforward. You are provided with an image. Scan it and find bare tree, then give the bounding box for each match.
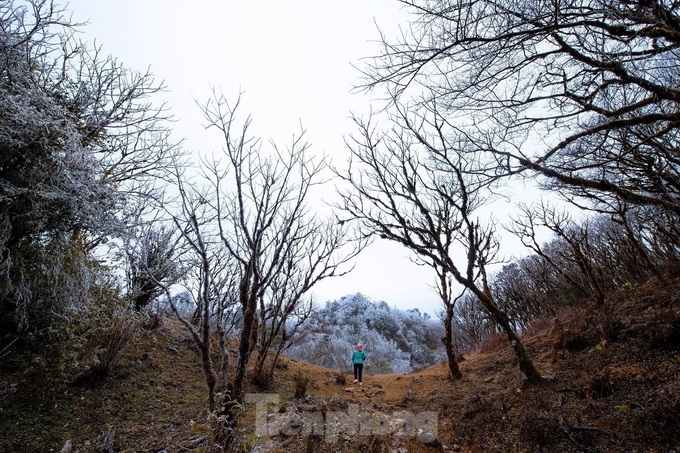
[196,92,365,405]
[252,217,358,386]
[491,262,555,332]
[509,202,607,304]
[336,99,543,383]
[495,198,680,330]
[635,206,680,268]
[361,0,680,215]
[158,172,229,413]
[453,292,497,352]
[253,289,313,387]
[155,92,365,448]
[571,199,668,282]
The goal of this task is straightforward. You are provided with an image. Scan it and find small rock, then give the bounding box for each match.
[389,418,407,432]
[60,439,72,453]
[417,430,437,445]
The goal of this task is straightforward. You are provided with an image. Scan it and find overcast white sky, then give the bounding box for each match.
[63,1,560,316]
[62,0,457,314]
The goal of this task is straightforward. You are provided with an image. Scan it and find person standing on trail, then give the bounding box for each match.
[352,343,367,385]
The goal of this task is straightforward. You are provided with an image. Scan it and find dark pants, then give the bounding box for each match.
[353,363,363,382]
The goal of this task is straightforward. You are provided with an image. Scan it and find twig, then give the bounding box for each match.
[570,425,612,435]
[0,338,17,359]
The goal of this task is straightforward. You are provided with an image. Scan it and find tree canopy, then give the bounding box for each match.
[363,0,680,213]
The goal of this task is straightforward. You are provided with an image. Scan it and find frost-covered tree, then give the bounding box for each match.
[0,1,175,339]
[125,224,183,313]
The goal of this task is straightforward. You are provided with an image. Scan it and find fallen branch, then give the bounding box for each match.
[557,416,612,451]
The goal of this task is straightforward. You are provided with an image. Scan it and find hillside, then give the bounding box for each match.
[285,293,446,374]
[1,274,679,452]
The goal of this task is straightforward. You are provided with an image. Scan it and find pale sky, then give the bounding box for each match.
[63,1,560,316]
[62,0,455,314]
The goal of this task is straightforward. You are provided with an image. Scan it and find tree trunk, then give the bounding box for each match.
[620,212,663,282]
[200,343,217,411]
[200,243,217,410]
[572,243,605,305]
[233,296,257,402]
[443,305,463,379]
[217,323,230,390]
[253,344,269,387]
[479,293,543,384]
[266,348,284,384]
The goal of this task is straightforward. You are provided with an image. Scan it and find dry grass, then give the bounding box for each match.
[1,273,679,452]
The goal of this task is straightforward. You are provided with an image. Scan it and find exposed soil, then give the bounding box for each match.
[1,274,679,452]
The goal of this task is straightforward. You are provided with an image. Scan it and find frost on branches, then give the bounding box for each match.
[286,293,445,374]
[0,1,175,334]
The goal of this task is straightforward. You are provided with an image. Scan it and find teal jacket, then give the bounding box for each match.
[352,350,366,364]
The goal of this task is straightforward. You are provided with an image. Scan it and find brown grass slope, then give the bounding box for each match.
[0,273,678,452]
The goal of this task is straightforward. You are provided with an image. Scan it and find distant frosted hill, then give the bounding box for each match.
[286,293,445,373]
